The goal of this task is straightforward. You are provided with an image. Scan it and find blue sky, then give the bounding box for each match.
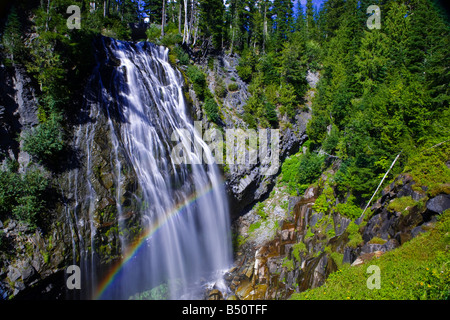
[294,0,326,14]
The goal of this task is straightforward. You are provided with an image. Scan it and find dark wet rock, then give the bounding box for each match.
[298,254,337,292]
[426,194,450,215]
[343,247,359,265]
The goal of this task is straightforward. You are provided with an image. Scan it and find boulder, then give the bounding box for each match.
[426,194,450,215]
[351,251,384,267]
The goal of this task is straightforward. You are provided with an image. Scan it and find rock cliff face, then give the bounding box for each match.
[0,63,38,169]
[211,171,449,300]
[0,62,71,299]
[185,54,311,219]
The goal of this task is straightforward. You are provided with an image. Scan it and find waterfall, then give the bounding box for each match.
[68,37,232,300]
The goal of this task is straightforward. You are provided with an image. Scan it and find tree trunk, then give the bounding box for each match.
[183,0,189,44]
[103,0,110,17]
[263,3,267,52]
[178,0,182,35]
[161,0,166,37]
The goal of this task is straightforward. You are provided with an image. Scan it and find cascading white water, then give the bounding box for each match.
[71,37,232,299]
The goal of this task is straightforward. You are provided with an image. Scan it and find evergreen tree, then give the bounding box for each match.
[143,0,163,23]
[305,0,315,38]
[199,0,225,50]
[294,0,306,36]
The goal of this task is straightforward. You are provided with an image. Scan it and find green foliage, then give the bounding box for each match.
[281,152,325,195]
[214,76,227,99]
[346,221,363,248]
[403,142,450,197]
[186,65,207,100]
[292,242,307,262]
[329,252,344,269]
[204,97,220,123]
[282,257,295,272]
[304,227,314,240]
[291,211,450,300]
[146,24,161,42]
[387,196,420,216]
[254,202,268,220]
[305,0,450,202]
[248,221,262,233]
[227,82,239,92]
[0,166,49,229]
[199,0,225,50]
[1,6,26,64]
[172,46,190,65]
[368,237,387,245]
[22,117,64,164]
[335,201,362,220]
[129,283,170,300]
[313,193,329,214]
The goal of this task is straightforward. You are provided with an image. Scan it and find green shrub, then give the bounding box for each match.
[146,24,161,43]
[335,202,363,220]
[160,33,182,47]
[282,257,294,271]
[22,117,64,164]
[403,143,450,197]
[227,82,239,92]
[313,193,329,214]
[186,65,207,100]
[2,6,26,64]
[214,76,227,98]
[293,242,307,262]
[346,221,363,248]
[281,152,325,195]
[172,46,189,65]
[0,167,49,229]
[204,97,219,123]
[236,64,252,83]
[255,202,268,220]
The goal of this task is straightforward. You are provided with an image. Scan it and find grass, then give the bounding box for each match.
[290,210,450,300]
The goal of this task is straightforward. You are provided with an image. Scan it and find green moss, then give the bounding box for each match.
[282,257,295,271]
[292,242,307,262]
[254,202,268,220]
[330,252,344,269]
[347,221,363,248]
[305,227,314,240]
[387,196,419,216]
[368,237,387,245]
[248,221,262,233]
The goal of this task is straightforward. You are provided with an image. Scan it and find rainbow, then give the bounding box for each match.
[93,182,218,300]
